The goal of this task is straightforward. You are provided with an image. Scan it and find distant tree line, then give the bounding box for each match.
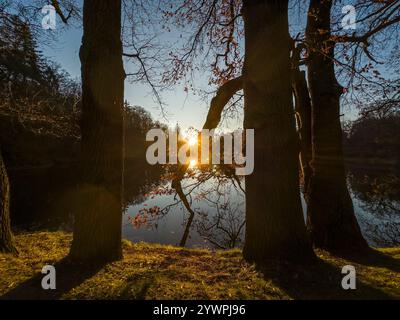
[0,14,80,114]
[344,112,400,166]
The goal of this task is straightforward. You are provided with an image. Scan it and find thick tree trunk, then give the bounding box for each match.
[305,0,367,251]
[293,69,312,196]
[242,0,314,264]
[69,0,125,263]
[0,148,17,254]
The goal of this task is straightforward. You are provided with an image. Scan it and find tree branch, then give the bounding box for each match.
[50,0,74,24]
[203,76,243,129]
[334,16,400,43]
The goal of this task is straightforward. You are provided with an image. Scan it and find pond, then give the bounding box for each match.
[122,165,400,249]
[10,162,399,249]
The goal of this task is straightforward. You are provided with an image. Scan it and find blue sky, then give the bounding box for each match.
[41,21,213,131]
[37,1,394,130]
[37,1,307,132]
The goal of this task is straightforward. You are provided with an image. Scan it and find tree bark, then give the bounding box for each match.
[305,0,368,251]
[69,0,125,263]
[242,0,314,264]
[293,69,312,196]
[0,148,17,254]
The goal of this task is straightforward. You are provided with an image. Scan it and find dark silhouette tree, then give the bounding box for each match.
[305,0,367,251]
[241,0,313,263]
[0,148,17,253]
[163,0,315,263]
[69,0,125,263]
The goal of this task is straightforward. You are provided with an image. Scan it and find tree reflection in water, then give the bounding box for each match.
[127,165,246,249]
[128,164,400,249]
[348,166,400,247]
[195,182,245,249]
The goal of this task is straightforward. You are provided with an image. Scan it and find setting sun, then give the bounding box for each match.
[189,159,197,168]
[188,136,197,146]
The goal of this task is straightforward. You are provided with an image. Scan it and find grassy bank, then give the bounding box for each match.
[0,232,399,300]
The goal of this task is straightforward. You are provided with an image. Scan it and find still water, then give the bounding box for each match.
[10,163,399,249]
[122,166,400,249]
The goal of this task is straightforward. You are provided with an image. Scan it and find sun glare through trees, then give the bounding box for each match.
[0,0,399,309]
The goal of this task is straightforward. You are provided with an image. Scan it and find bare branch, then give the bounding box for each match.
[50,0,74,24]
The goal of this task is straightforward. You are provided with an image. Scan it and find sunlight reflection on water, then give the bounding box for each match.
[123,167,400,249]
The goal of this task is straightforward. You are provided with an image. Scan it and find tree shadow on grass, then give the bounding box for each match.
[1,248,206,300]
[1,258,104,300]
[338,248,400,273]
[118,273,155,300]
[259,257,395,300]
[117,252,213,300]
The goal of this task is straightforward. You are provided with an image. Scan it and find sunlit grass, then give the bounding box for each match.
[0,232,399,300]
